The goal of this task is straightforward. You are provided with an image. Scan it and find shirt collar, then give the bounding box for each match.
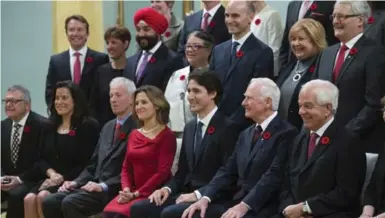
[311,117,334,137]
[255,111,278,132]
[69,45,88,57]
[117,113,132,126]
[232,31,252,48]
[203,3,222,18]
[197,106,218,127]
[142,41,162,55]
[343,33,363,49]
[12,111,30,127]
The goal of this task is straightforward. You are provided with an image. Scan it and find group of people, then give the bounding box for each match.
[2,0,385,218]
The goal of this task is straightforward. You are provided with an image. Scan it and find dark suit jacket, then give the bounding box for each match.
[313,35,385,153]
[74,116,136,197]
[177,5,230,56]
[363,145,385,213]
[45,48,109,105]
[278,121,366,217]
[279,1,338,67]
[203,116,297,214]
[1,111,49,181]
[166,111,240,196]
[364,10,385,47]
[124,43,184,91]
[276,57,318,130]
[36,118,100,181]
[210,35,274,130]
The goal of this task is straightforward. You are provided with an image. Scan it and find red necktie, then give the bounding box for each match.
[73,52,81,84]
[307,133,319,158]
[113,123,121,143]
[333,44,348,82]
[201,12,210,30]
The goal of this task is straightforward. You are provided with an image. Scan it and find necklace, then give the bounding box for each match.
[140,124,160,134]
[292,61,307,82]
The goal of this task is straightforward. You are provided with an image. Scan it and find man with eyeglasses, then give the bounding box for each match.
[1,85,49,218]
[313,0,385,153]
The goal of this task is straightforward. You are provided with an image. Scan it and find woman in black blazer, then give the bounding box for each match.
[276,19,327,130]
[361,96,385,218]
[23,81,100,218]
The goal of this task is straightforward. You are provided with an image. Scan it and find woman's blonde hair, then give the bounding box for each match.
[289,18,327,54]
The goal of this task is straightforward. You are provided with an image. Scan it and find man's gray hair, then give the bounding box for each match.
[109,77,136,94]
[249,78,280,111]
[336,0,371,25]
[301,79,339,114]
[7,85,31,103]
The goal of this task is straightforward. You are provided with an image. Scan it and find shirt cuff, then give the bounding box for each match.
[241,201,251,210]
[99,183,108,192]
[194,190,202,200]
[202,196,211,203]
[163,186,172,194]
[16,176,23,184]
[305,201,312,214]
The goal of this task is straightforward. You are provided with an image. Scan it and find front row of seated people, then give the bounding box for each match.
[1,72,385,218]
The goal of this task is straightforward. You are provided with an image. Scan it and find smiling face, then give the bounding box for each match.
[110,85,132,116]
[135,21,159,50]
[241,84,271,123]
[150,0,170,15]
[333,2,364,42]
[290,29,317,60]
[187,79,216,115]
[185,35,210,67]
[55,87,74,117]
[225,1,254,38]
[66,19,88,50]
[135,92,157,122]
[106,37,128,60]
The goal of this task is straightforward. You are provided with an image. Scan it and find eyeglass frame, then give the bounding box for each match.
[330,14,362,21]
[185,44,208,51]
[2,99,26,105]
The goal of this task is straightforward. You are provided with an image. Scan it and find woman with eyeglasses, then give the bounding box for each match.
[163,30,213,174]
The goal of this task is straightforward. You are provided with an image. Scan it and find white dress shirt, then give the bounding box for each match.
[232,31,253,52]
[135,41,162,75]
[334,33,363,66]
[202,3,222,25]
[69,46,88,81]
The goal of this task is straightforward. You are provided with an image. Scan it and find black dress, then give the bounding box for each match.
[89,63,124,126]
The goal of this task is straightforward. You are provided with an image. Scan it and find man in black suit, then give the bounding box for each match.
[45,14,109,106]
[209,0,274,130]
[1,85,49,218]
[279,0,338,68]
[181,78,297,218]
[313,0,385,153]
[42,77,137,218]
[277,80,365,218]
[129,71,240,218]
[124,7,184,91]
[177,0,230,56]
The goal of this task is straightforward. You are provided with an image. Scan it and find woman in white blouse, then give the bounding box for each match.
[250,0,283,77]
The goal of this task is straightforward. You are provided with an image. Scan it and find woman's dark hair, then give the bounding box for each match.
[187,30,214,50]
[188,69,223,104]
[48,81,90,129]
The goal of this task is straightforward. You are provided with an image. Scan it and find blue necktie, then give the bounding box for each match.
[231,41,240,64]
[194,121,204,154]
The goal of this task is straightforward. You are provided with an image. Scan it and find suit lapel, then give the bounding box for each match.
[137,44,167,85]
[3,119,12,164]
[322,45,339,82]
[292,1,302,22]
[185,122,196,171]
[81,49,93,79]
[296,130,309,170]
[206,6,224,33]
[240,127,255,176]
[62,51,72,80]
[193,10,203,30]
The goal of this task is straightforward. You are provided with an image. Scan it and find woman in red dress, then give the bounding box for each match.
[103,85,177,218]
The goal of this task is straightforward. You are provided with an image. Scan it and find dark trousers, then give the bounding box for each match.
[42,189,110,218]
[102,212,128,218]
[1,182,35,218]
[130,195,177,218]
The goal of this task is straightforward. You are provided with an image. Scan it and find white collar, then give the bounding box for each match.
[232,31,252,47]
[197,106,218,127]
[142,41,162,55]
[69,45,88,57]
[311,117,334,137]
[12,111,30,127]
[342,33,363,49]
[203,3,222,18]
[255,111,278,132]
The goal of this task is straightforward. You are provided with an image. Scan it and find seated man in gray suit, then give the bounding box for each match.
[42,77,137,218]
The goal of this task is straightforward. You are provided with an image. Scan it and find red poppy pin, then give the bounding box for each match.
[309,65,315,73]
[263,132,271,140]
[23,126,31,133]
[208,21,216,28]
[179,75,186,81]
[207,126,215,135]
[310,3,317,10]
[86,57,93,63]
[164,31,171,38]
[320,136,330,145]
[255,19,261,26]
[349,47,358,56]
[68,130,76,136]
[368,16,374,24]
[236,51,244,58]
[119,132,126,140]
[149,57,156,63]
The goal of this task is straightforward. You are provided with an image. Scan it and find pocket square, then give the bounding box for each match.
[310,12,325,17]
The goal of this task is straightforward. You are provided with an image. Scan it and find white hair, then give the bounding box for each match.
[249,78,280,111]
[109,77,136,94]
[336,0,371,26]
[301,79,339,114]
[8,85,31,103]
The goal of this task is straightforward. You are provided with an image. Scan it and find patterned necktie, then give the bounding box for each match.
[231,41,240,64]
[11,124,22,167]
[299,0,311,19]
[136,52,151,82]
[194,121,204,153]
[73,52,81,84]
[201,12,210,30]
[333,44,349,82]
[252,125,263,145]
[307,132,319,158]
[113,123,121,143]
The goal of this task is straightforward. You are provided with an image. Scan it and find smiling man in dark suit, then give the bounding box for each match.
[1,85,49,218]
[42,77,137,218]
[277,80,365,218]
[210,0,274,130]
[313,0,385,153]
[279,0,338,68]
[177,0,230,56]
[45,15,109,106]
[129,70,240,218]
[181,78,297,218]
[124,7,184,91]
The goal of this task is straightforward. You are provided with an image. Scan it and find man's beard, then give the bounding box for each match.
[136,35,159,51]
